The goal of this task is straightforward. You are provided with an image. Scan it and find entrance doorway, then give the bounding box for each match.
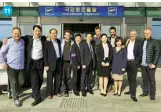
[63,23,99,39]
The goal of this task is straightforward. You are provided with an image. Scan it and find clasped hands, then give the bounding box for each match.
[101,62,109,67]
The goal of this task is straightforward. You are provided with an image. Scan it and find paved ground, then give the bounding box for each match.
[0,69,161,112]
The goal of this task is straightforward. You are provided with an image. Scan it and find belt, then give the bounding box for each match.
[31,58,43,61]
[128,59,135,61]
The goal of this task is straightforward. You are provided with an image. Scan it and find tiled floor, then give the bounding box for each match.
[0,69,161,112]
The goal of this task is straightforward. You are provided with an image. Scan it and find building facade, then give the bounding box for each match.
[0,2,161,66]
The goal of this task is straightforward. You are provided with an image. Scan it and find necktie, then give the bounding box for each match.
[89,44,93,59]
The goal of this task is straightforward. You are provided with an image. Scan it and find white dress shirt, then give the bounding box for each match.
[111,38,115,47]
[87,42,93,58]
[127,40,135,60]
[87,42,93,52]
[102,43,109,58]
[52,40,60,58]
[31,37,43,60]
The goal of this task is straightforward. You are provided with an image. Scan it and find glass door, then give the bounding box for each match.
[63,23,99,40]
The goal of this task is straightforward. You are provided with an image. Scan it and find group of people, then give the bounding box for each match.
[0,25,160,108]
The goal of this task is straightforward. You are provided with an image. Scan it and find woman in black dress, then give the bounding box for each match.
[96,34,112,96]
[112,37,127,96]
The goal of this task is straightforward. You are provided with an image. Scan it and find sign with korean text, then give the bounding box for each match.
[39,6,124,17]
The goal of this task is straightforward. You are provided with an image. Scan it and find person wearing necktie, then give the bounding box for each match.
[71,34,82,96]
[80,33,95,97]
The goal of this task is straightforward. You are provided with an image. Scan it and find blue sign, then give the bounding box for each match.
[2,6,13,16]
[39,6,124,17]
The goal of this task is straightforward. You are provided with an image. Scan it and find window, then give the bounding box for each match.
[102,25,121,37]
[126,24,145,39]
[0,20,12,40]
[152,21,161,40]
[152,20,161,67]
[19,24,34,36]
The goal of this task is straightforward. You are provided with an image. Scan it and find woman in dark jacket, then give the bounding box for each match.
[112,37,127,96]
[96,34,112,96]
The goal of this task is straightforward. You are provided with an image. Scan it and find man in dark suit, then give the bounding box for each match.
[124,29,142,102]
[44,28,62,99]
[25,25,46,106]
[71,34,82,96]
[80,33,95,96]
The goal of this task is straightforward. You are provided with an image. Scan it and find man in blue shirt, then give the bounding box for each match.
[0,27,24,107]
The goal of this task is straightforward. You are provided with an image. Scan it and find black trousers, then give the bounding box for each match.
[92,61,99,88]
[141,66,156,98]
[23,64,31,87]
[81,61,93,92]
[108,74,114,85]
[72,68,81,92]
[127,61,138,97]
[31,58,44,102]
[108,66,114,86]
[46,59,61,96]
[61,61,71,93]
[7,67,24,100]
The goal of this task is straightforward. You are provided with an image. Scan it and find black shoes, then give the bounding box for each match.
[113,92,121,96]
[82,91,87,97]
[124,91,130,95]
[107,85,112,92]
[74,91,80,96]
[88,90,94,95]
[114,92,118,96]
[140,93,148,97]
[14,99,22,107]
[131,97,138,102]
[31,99,41,106]
[150,97,155,101]
[117,92,121,96]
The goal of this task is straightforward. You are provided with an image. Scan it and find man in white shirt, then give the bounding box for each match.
[124,30,141,102]
[28,25,46,106]
[2,25,46,106]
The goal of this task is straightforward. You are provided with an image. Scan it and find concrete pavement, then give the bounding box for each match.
[0,69,161,112]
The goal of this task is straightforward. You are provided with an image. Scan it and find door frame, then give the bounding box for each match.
[61,23,101,38]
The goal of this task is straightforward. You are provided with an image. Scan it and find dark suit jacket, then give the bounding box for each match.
[96,42,113,68]
[44,39,61,71]
[80,41,95,67]
[21,35,46,66]
[70,43,81,69]
[126,39,142,65]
